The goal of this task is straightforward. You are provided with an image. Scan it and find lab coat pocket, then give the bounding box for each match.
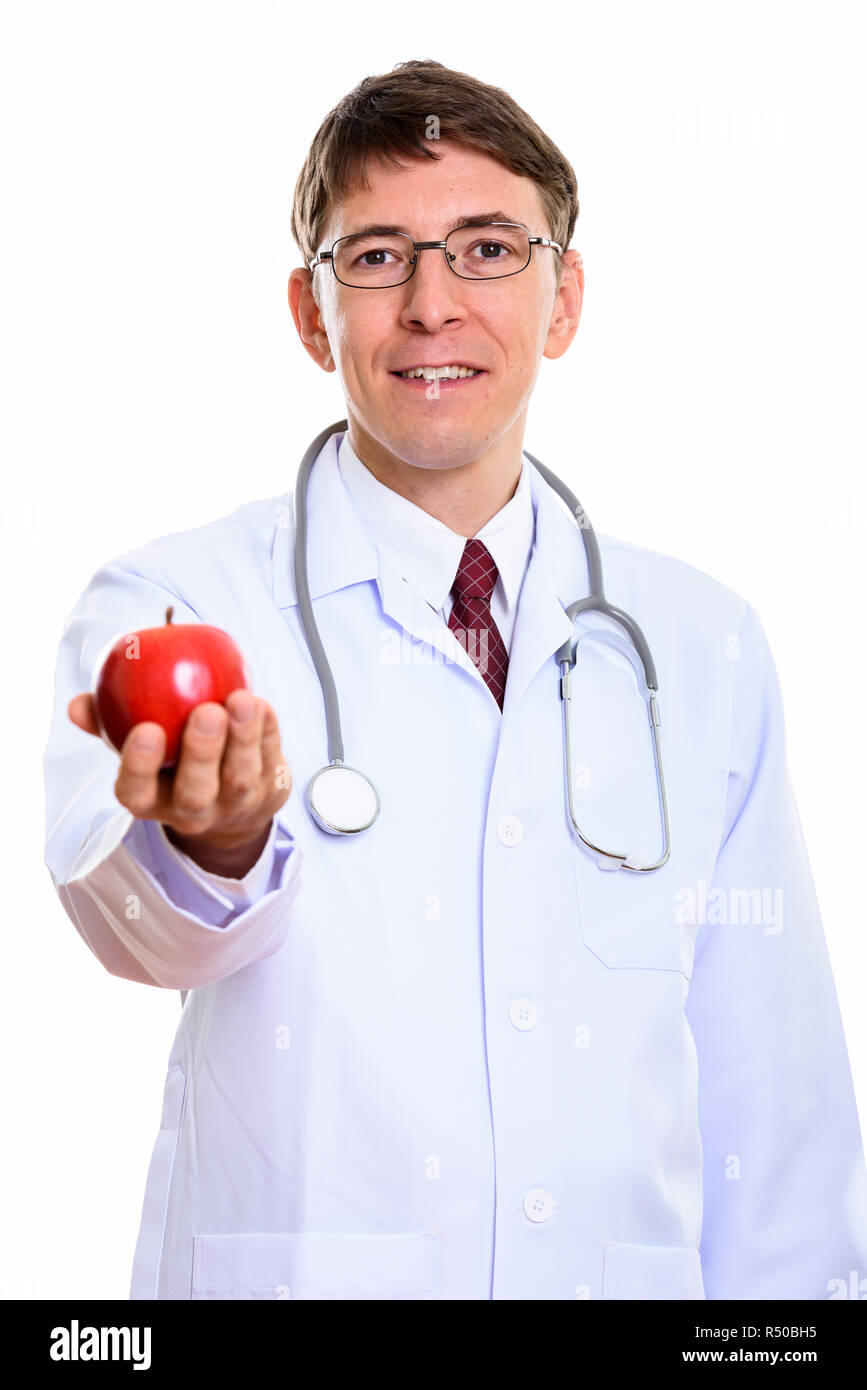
[602,1241,705,1300]
[129,1065,187,1300]
[190,1231,437,1300]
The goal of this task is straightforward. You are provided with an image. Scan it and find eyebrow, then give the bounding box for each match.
[338,212,526,241]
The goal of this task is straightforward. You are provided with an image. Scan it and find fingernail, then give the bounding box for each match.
[132,730,161,751]
[195,708,222,734]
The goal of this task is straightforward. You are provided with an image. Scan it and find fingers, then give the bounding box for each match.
[110,694,291,844]
[218,690,264,814]
[260,699,291,797]
[68,693,100,736]
[167,702,230,833]
[114,722,169,816]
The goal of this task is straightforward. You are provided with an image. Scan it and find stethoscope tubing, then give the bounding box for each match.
[293,420,670,868]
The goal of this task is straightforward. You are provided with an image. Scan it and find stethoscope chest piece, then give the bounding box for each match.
[306,763,381,835]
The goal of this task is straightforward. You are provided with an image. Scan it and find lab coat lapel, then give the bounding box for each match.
[376,550,484,686]
[501,460,591,714]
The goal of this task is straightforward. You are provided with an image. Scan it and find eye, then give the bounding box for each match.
[353,246,400,268]
[468,239,510,260]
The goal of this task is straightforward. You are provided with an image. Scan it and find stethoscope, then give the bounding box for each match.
[294,419,671,872]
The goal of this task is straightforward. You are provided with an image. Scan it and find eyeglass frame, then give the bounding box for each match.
[307,221,563,287]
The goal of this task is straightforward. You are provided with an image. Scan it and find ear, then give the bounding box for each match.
[288,267,336,372]
[543,249,583,362]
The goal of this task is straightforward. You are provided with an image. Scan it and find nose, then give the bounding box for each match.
[397,246,469,332]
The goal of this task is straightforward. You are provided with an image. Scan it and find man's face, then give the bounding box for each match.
[290,140,582,473]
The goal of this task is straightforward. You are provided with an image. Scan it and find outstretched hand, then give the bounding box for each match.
[67,689,292,876]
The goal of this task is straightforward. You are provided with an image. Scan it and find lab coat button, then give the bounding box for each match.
[497,815,524,846]
[509,998,539,1031]
[523,1188,556,1222]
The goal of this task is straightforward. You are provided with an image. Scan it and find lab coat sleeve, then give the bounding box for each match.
[43,560,304,990]
[685,601,867,1299]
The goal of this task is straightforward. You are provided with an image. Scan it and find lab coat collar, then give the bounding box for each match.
[272,425,589,712]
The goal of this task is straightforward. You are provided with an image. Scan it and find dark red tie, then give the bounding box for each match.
[447,538,509,711]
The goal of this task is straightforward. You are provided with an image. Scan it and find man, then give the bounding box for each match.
[44,58,866,1300]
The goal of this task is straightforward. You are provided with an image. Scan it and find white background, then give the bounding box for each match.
[2,0,865,1298]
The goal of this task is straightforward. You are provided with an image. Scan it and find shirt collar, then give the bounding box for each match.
[337,430,535,616]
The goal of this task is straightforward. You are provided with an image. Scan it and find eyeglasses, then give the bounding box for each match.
[308,221,562,288]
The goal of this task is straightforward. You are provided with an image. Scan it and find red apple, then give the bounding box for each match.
[92,606,251,769]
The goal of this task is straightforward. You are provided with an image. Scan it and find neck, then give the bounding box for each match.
[345,414,525,538]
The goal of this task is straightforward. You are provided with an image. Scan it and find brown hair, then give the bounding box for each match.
[291,58,579,294]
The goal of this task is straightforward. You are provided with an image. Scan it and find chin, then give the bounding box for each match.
[385,423,493,472]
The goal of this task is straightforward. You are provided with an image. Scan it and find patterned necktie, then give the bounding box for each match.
[447,538,509,711]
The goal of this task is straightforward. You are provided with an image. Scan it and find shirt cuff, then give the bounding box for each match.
[121,816,292,922]
[150,817,284,906]
[153,817,281,904]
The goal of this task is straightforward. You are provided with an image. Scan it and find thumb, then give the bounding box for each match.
[68,692,100,736]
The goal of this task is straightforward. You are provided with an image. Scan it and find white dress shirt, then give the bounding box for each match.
[145,430,536,905]
[336,430,535,655]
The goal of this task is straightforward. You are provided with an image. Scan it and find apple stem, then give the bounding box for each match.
[166,606,174,625]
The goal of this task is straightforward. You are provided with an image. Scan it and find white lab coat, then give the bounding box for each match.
[43,425,867,1300]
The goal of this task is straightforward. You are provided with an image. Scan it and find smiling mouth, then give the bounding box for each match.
[390,365,486,388]
[393,365,482,379]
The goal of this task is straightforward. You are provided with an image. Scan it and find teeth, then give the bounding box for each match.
[399,365,478,379]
